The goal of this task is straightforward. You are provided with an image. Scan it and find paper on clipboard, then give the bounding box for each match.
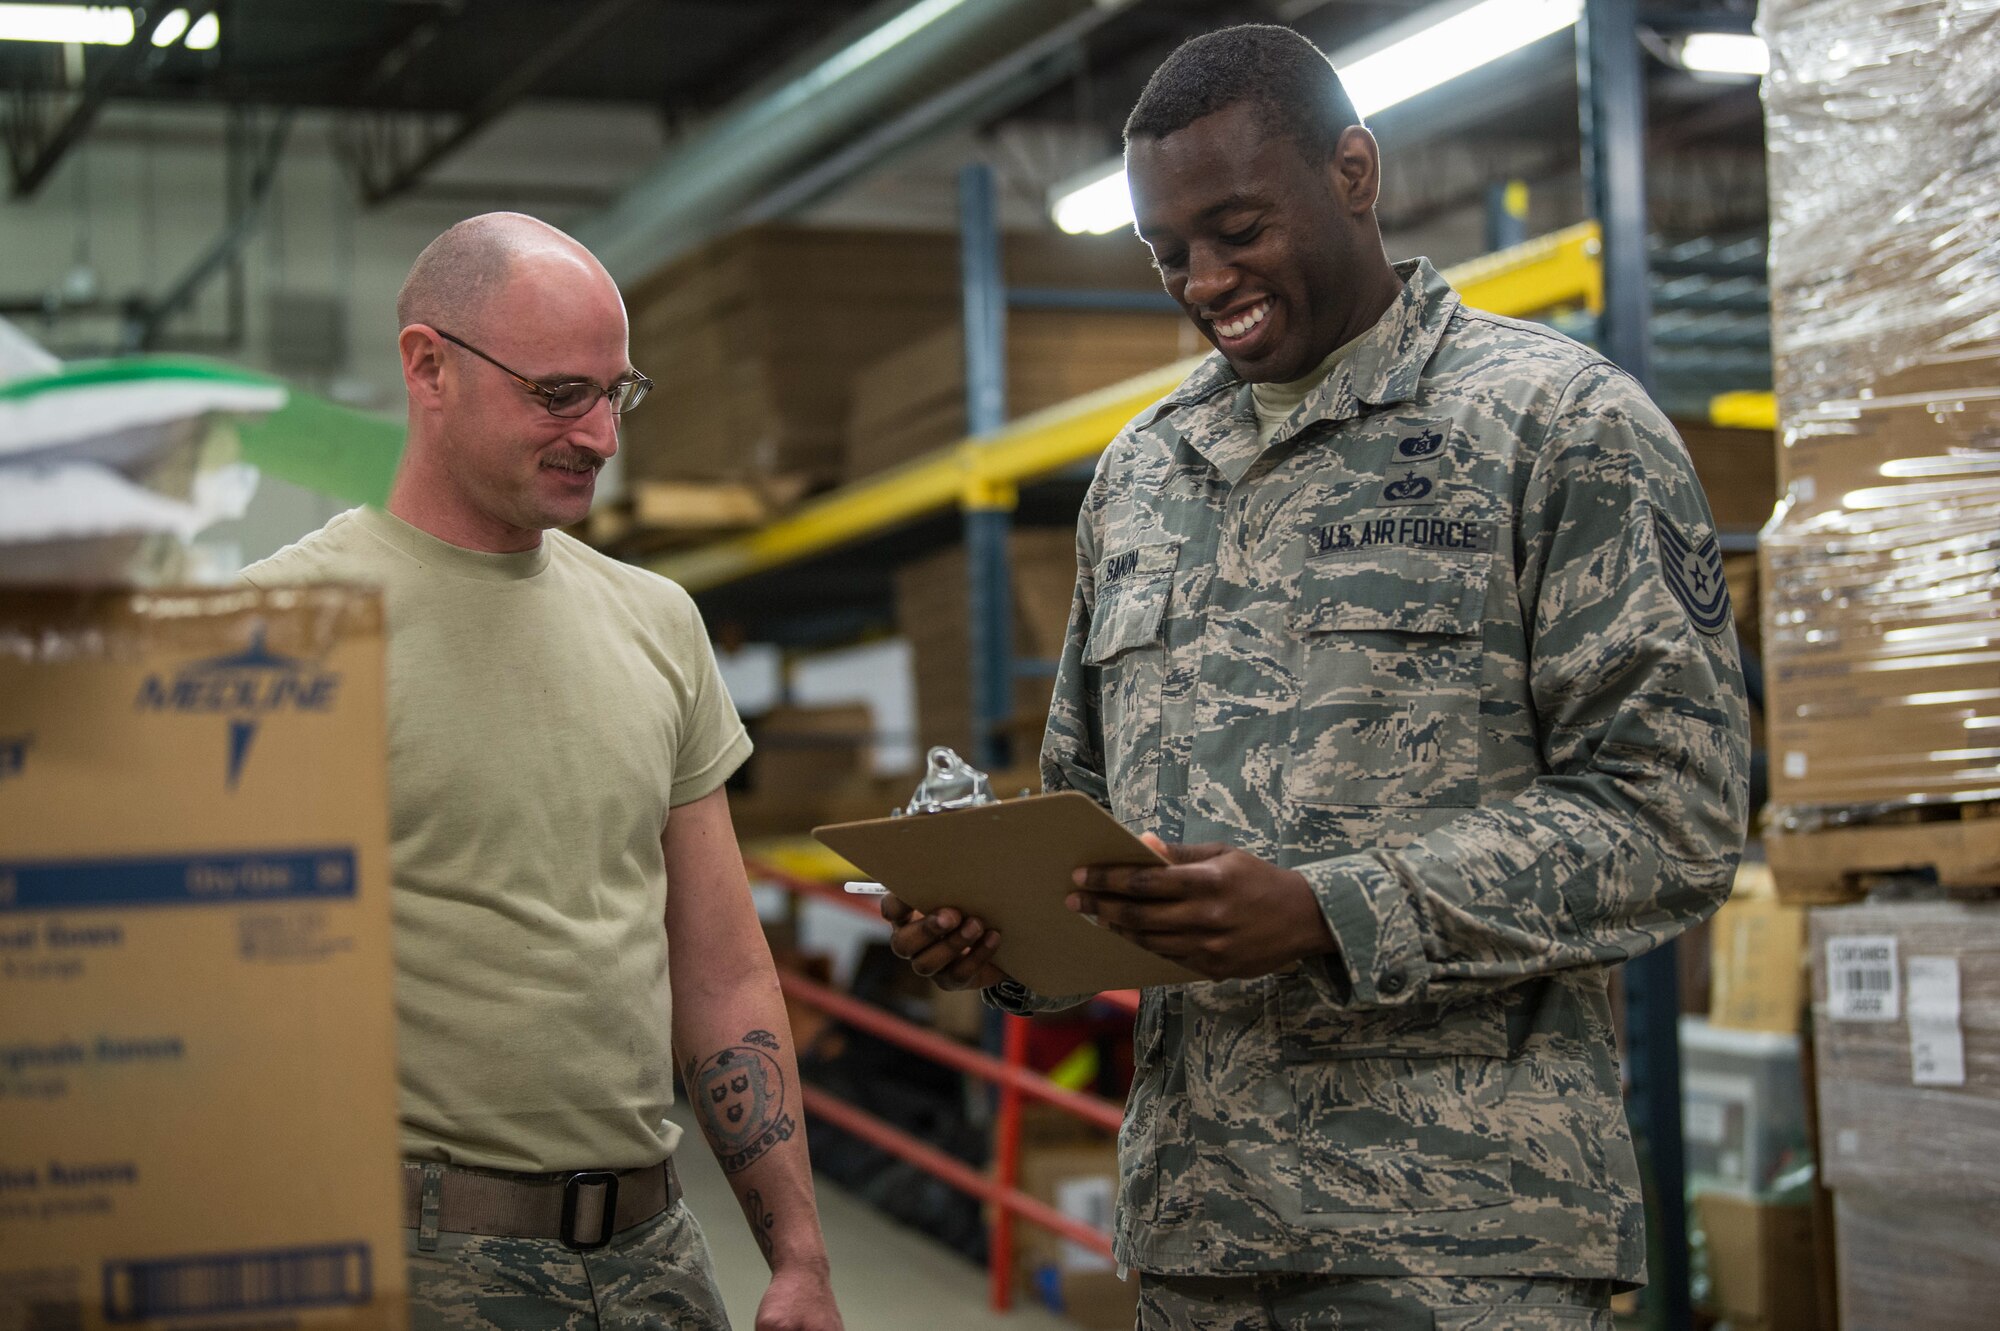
[813,791,1201,994]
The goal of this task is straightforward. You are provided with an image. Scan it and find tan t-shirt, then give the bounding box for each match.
[1249,333,1365,446]
[242,506,751,1172]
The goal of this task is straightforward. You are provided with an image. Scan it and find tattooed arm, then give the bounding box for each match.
[665,787,843,1331]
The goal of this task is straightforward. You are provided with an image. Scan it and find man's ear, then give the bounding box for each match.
[1329,125,1383,215]
[400,325,447,408]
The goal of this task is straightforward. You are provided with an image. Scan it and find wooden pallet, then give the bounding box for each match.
[1767,801,2000,904]
[578,477,812,558]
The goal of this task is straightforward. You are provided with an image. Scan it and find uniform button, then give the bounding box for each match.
[1379,971,1406,996]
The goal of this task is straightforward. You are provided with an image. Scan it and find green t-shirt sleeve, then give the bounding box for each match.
[668,594,753,808]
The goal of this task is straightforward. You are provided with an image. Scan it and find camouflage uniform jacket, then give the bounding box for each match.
[1009,259,1749,1281]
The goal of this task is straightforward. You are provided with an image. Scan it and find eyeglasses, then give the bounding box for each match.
[433,329,652,418]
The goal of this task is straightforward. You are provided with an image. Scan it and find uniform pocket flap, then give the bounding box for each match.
[1084,542,1177,664]
[1291,546,1488,636]
[1278,973,1510,1060]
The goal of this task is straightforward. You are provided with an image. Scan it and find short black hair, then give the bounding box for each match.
[1123,24,1359,162]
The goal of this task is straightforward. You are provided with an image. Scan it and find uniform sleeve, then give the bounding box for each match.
[983,486,1110,1016]
[668,592,754,808]
[1300,362,1750,1009]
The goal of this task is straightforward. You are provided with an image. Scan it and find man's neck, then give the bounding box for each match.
[386,449,541,554]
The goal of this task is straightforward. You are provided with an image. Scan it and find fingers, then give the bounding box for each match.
[888,903,1002,986]
[878,893,916,927]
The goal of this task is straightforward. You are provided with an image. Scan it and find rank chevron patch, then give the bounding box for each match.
[1655,511,1731,636]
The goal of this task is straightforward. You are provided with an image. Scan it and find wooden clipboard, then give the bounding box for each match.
[814,791,1201,995]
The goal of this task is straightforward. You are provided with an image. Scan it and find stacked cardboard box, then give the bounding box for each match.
[1809,903,2000,1330]
[1758,0,2000,902]
[621,227,1169,491]
[1760,4,2000,1322]
[0,587,405,1329]
[730,703,905,839]
[1011,1110,1134,1331]
[847,312,1203,483]
[895,530,1078,763]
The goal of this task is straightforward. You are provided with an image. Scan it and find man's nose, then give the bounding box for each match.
[1184,247,1240,311]
[571,396,620,457]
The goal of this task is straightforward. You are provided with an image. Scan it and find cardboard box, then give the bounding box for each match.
[1808,902,2000,1198]
[1831,1188,2000,1331]
[0,587,404,1330]
[621,226,1169,488]
[1696,1191,1819,1331]
[748,703,874,797]
[1711,871,1808,1033]
[846,310,1203,483]
[896,531,1078,760]
[1014,1138,1135,1331]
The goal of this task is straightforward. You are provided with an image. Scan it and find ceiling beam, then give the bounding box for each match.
[6,4,219,198]
[340,0,640,208]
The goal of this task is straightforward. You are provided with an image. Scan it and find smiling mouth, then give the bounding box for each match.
[542,454,599,477]
[1206,299,1271,340]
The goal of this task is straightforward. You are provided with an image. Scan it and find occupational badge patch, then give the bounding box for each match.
[1381,471,1435,504]
[1656,511,1731,636]
[1396,426,1445,459]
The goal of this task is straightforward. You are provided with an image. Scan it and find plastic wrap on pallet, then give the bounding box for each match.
[1757,0,2000,824]
[1808,903,2000,1196]
[1831,1189,2000,1331]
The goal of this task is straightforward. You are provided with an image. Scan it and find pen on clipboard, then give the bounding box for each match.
[844,881,888,895]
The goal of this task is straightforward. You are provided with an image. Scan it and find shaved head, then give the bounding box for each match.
[395,211,608,336]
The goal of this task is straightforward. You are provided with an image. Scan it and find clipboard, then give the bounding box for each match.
[814,791,1201,995]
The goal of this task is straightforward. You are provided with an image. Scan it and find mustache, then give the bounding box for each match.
[542,449,603,472]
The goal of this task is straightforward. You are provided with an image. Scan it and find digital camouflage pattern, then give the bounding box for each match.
[1003,260,1750,1282]
[405,1202,730,1330]
[1138,1270,1614,1330]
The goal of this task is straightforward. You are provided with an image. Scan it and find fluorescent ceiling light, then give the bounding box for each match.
[1051,163,1132,236]
[0,4,135,45]
[150,8,189,46]
[1679,31,1767,77]
[1048,0,1583,235]
[185,9,215,50]
[1339,0,1581,119]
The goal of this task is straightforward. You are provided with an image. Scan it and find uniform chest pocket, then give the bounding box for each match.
[1083,541,1178,829]
[1285,546,1488,808]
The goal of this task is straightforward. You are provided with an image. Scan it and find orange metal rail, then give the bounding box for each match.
[747,856,1132,1312]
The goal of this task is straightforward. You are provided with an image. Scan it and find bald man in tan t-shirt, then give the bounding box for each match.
[245,214,842,1331]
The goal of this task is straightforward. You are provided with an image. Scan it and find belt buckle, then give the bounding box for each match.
[560,1170,620,1251]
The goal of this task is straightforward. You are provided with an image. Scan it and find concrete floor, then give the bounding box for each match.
[668,1103,1082,1331]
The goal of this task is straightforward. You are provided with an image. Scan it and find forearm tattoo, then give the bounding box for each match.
[744,1188,777,1261]
[687,1029,797,1174]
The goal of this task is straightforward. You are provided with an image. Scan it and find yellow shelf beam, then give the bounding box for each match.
[651,220,1646,593]
[1709,390,1777,431]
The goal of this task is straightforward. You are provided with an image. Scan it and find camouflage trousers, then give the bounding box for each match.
[1137,1273,1615,1330]
[405,1201,731,1331]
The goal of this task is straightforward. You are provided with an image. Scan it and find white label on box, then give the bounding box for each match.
[1826,935,1899,1020]
[1794,476,1817,503]
[1055,1175,1116,1273]
[1783,751,1807,779]
[1906,955,1967,1087]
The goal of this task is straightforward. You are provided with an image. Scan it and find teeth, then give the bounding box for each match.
[1213,301,1269,338]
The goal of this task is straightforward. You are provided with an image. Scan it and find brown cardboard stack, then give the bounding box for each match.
[1808,903,2000,1330]
[0,587,405,1329]
[1012,1116,1134,1330]
[621,227,1169,491]
[1758,0,2000,901]
[730,703,902,838]
[895,530,1078,762]
[846,312,1202,482]
[1710,865,1809,1036]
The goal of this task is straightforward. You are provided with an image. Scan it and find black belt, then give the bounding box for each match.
[401,1158,681,1252]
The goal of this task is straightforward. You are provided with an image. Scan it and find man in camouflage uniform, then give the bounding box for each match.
[885,25,1748,1330]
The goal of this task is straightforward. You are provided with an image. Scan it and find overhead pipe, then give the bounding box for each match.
[576,0,1132,285]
